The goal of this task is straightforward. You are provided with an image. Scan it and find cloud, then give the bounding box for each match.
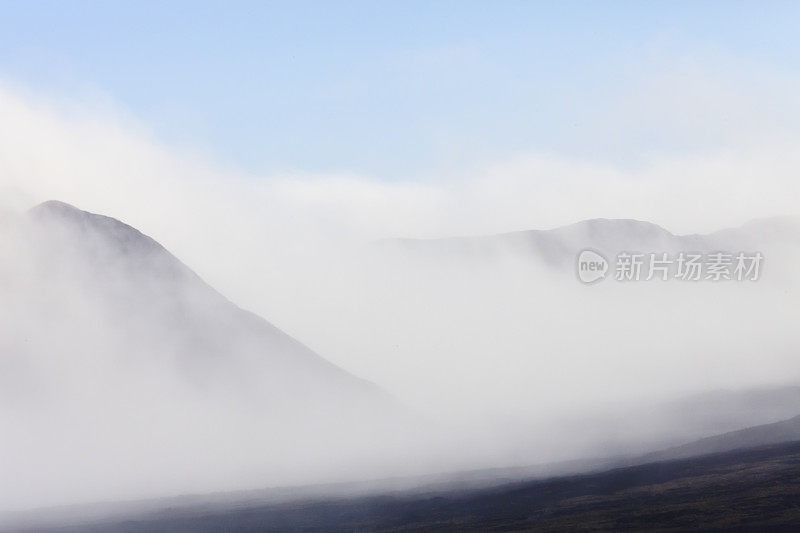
[2,55,800,509]
[2,61,800,374]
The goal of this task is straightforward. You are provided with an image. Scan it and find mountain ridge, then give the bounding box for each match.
[23,199,393,409]
[379,215,800,267]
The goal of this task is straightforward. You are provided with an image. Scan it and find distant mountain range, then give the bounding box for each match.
[382,216,800,268]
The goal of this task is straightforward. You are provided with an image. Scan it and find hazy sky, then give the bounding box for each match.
[2,1,800,178]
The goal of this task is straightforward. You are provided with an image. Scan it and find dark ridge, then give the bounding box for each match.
[8,440,800,532]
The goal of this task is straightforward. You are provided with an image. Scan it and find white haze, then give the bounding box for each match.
[1,55,800,512]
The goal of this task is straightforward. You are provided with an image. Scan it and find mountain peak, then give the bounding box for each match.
[565,218,674,237]
[29,200,96,225]
[30,199,82,213]
[29,200,168,259]
[24,200,210,298]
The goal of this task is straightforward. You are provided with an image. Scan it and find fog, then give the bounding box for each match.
[2,71,800,514]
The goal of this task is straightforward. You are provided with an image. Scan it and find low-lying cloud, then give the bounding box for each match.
[2,55,800,511]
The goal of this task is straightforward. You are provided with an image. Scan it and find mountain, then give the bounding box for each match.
[22,200,389,412]
[382,216,800,268]
[0,201,411,509]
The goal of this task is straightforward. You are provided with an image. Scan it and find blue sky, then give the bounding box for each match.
[1,1,799,178]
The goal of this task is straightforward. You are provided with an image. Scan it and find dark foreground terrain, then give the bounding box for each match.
[7,441,800,532]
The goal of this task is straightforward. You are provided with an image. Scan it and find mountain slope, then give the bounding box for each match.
[8,440,800,532]
[23,200,388,409]
[639,414,800,463]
